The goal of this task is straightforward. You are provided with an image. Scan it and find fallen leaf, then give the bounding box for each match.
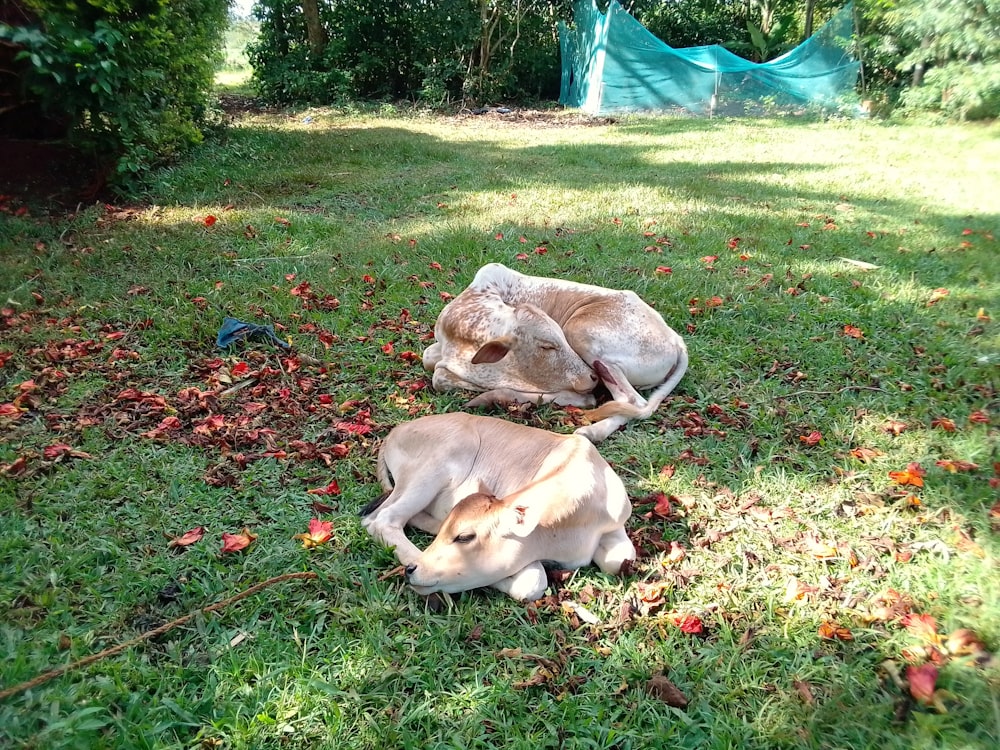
[671,613,704,634]
[850,446,884,463]
[926,288,950,306]
[901,613,938,642]
[883,420,908,436]
[168,526,205,548]
[793,679,815,705]
[645,674,688,709]
[311,499,336,514]
[968,410,990,424]
[930,417,957,432]
[307,480,341,496]
[935,459,979,473]
[799,430,823,446]
[203,215,218,227]
[221,528,257,554]
[293,518,334,549]
[906,663,938,706]
[803,535,838,559]
[663,541,686,565]
[945,628,987,657]
[818,621,853,641]
[842,324,865,339]
[889,462,925,487]
[42,444,92,461]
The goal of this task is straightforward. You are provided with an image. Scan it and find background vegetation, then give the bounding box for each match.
[2,1,997,192]
[0,109,997,749]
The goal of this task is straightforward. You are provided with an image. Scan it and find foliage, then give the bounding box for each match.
[884,0,1000,119]
[1,111,998,748]
[0,0,230,190]
[248,0,570,106]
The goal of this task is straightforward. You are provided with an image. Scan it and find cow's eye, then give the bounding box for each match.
[539,342,558,351]
[453,532,477,544]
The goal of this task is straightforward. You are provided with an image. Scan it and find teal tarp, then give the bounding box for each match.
[559,1,859,116]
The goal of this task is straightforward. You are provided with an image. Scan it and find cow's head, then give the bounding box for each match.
[468,304,597,395]
[404,491,549,595]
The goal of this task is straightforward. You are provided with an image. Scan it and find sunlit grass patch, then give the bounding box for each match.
[1,111,998,749]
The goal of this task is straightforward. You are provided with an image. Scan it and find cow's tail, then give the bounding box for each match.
[359,449,394,517]
[583,347,688,423]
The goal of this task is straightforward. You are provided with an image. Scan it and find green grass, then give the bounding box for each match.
[1,110,998,749]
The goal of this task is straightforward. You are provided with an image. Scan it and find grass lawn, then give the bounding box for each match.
[1,108,998,749]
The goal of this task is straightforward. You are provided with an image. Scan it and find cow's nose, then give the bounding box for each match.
[404,564,417,578]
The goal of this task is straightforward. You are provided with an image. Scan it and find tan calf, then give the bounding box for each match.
[360,413,636,601]
[422,263,688,443]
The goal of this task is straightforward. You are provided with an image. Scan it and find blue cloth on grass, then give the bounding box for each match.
[216,317,290,349]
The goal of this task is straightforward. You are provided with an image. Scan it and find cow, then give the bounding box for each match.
[359,413,636,601]
[421,263,688,443]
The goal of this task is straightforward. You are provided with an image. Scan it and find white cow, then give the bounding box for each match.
[360,413,636,601]
[422,263,688,443]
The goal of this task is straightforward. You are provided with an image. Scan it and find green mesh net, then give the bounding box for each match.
[559,1,860,116]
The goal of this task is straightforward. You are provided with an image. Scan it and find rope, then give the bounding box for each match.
[0,571,319,701]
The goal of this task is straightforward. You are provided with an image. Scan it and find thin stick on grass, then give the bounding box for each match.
[0,571,319,702]
[783,385,887,398]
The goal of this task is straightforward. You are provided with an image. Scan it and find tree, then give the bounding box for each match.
[882,0,1000,118]
[0,0,230,189]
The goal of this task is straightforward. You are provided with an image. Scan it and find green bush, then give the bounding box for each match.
[247,0,568,107]
[0,0,229,192]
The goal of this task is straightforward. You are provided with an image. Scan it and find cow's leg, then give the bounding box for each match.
[465,388,595,409]
[592,527,637,574]
[594,360,646,408]
[422,342,443,372]
[406,511,442,535]
[362,487,440,566]
[431,365,486,393]
[489,561,548,601]
[574,417,630,443]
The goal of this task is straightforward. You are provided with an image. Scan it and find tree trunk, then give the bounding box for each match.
[302,0,325,60]
[803,0,815,39]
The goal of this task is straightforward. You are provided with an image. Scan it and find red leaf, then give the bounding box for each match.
[221,528,256,554]
[203,215,218,227]
[673,614,704,634]
[851,447,885,463]
[935,459,979,473]
[842,324,864,339]
[274,216,291,226]
[308,480,341,496]
[901,613,938,641]
[798,430,822,446]
[968,410,990,424]
[930,417,956,432]
[926,288,949,306]
[42,444,92,461]
[883,419,908,436]
[889,462,926,487]
[654,266,672,275]
[293,518,334,549]
[0,403,26,420]
[168,526,204,548]
[818,621,853,641]
[906,664,938,705]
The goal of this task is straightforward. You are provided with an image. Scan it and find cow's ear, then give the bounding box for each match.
[471,339,511,364]
[499,503,541,538]
[477,479,496,496]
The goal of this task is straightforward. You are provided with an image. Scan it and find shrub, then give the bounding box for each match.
[0,0,230,192]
